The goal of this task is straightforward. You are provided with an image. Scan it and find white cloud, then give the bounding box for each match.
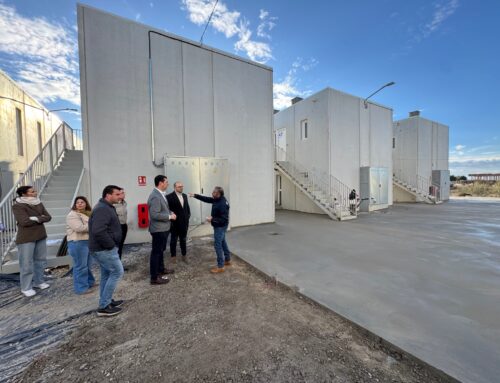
[273,57,318,110]
[455,144,466,151]
[257,8,277,39]
[182,0,273,63]
[423,0,459,37]
[135,13,141,21]
[0,4,80,105]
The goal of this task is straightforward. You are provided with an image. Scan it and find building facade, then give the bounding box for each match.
[0,70,63,200]
[274,87,393,215]
[77,5,275,243]
[393,111,450,202]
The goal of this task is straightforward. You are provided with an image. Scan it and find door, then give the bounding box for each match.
[369,168,380,205]
[164,157,202,225]
[200,158,230,222]
[275,128,286,161]
[378,168,389,205]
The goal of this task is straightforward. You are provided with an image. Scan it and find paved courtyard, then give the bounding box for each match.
[229,200,500,383]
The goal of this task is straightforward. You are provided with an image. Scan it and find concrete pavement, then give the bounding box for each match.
[228,200,500,383]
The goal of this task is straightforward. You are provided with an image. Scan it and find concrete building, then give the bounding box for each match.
[393,111,449,203]
[77,5,274,243]
[274,87,393,220]
[0,70,63,199]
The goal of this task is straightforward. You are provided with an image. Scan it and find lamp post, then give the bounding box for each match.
[363,82,395,108]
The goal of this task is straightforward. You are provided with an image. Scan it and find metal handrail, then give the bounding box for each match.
[393,169,440,202]
[70,168,86,208]
[0,123,77,264]
[275,146,356,218]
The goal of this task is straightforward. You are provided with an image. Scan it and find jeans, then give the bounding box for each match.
[170,225,187,257]
[213,226,230,268]
[150,231,169,279]
[68,240,95,294]
[17,239,47,292]
[91,248,124,309]
[118,224,128,259]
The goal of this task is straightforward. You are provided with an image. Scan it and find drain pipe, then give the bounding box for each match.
[148,31,163,168]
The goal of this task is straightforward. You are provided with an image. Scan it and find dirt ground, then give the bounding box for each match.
[16,238,455,383]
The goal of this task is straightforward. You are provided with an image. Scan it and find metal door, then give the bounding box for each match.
[200,158,230,222]
[378,168,389,204]
[164,157,202,225]
[369,168,380,205]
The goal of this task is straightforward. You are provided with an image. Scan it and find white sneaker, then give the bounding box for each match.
[33,282,50,290]
[21,289,37,297]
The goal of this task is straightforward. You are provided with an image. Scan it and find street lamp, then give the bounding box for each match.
[363,82,395,108]
[48,108,78,113]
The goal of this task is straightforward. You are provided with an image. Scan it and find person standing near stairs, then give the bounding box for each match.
[12,186,52,297]
[113,188,128,271]
[66,196,95,294]
[89,185,125,317]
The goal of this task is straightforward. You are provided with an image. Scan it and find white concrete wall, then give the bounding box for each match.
[393,115,449,183]
[274,87,393,214]
[0,70,62,200]
[78,5,274,244]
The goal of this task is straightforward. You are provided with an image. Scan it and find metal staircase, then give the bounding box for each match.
[392,170,441,204]
[0,124,84,274]
[274,147,357,221]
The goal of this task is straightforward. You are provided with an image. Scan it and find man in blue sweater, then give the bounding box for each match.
[189,186,231,273]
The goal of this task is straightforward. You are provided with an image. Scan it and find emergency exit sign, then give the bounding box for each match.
[138,176,147,186]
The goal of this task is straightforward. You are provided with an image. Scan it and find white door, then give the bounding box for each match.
[275,128,286,161]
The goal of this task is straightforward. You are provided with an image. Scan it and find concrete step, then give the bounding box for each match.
[1,254,72,274]
[41,193,74,201]
[42,200,72,209]
[44,186,75,194]
[45,223,66,235]
[48,215,67,225]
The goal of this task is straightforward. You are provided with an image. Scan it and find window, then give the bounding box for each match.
[16,108,23,156]
[392,137,396,149]
[301,119,308,140]
[37,122,43,159]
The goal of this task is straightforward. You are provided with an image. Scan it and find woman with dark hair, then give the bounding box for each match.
[66,196,95,294]
[12,185,52,297]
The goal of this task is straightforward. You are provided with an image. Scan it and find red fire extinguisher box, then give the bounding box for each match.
[137,203,149,228]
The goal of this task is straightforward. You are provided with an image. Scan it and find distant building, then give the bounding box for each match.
[274,87,393,219]
[0,70,63,199]
[468,173,500,181]
[393,111,450,203]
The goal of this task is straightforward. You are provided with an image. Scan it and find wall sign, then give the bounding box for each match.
[138,176,147,186]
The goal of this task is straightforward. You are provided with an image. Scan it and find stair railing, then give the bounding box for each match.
[275,146,356,219]
[0,123,77,265]
[393,169,440,202]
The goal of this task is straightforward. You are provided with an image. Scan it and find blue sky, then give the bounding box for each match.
[0,0,499,175]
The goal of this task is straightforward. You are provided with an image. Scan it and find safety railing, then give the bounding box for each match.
[393,169,440,202]
[0,123,78,265]
[274,147,356,219]
[72,129,83,150]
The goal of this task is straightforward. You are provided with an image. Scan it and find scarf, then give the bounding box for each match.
[16,197,41,206]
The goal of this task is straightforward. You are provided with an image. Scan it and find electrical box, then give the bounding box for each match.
[432,170,450,201]
[360,167,389,212]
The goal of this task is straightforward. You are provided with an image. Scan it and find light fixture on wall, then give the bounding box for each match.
[363,82,395,109]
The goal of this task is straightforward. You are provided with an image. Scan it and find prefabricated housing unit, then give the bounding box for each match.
[393,111,450,202]
[274,87,393,215]
[77,5,274,243]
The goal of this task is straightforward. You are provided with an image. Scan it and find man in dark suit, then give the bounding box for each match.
[167,182,191,263]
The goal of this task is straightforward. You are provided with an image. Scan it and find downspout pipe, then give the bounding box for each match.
[148,31,163,167]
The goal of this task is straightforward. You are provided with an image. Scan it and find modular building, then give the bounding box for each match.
[77,5,274,243]
[393,111,449,202]
[0,70,64,200]
[274,87,393,219]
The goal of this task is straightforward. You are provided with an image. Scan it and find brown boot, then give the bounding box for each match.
[160,268,175,275]
[182,256,188,264]
[224,260,232,266]
[171,257,177,264]
[210,267,225,274]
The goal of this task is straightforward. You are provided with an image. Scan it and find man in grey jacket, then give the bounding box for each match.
[148,175,176,285]
[89,185,124,317]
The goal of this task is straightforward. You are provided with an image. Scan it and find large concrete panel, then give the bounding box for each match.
[78,5,274,243]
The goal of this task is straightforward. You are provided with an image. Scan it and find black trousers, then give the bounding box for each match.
[150,231,169,280]
[170,225,188,257]
[118,224,128,259]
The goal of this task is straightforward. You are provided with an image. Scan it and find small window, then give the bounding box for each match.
[392,137,396,149]
[37,122,43,159]
[301,119,308,140]
[16,108,23,156]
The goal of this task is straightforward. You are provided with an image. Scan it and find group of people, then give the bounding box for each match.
[12,175,231,317]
